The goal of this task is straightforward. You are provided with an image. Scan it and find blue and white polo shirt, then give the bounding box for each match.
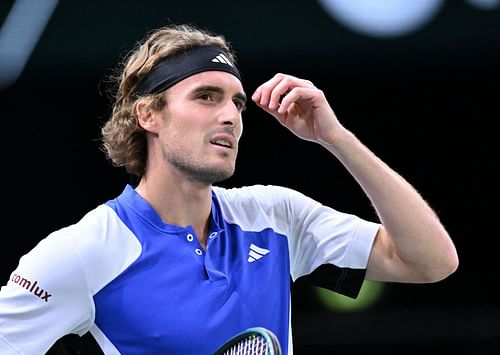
[0,184,379,354]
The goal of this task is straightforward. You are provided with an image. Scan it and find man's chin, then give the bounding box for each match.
[169,155,236,185]
[208,167,235,184]
[185,166,235,186]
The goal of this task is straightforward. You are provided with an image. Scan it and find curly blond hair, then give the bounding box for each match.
[100,24,236,178]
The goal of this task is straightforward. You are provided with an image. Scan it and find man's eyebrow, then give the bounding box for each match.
[192,85,223,95]
[192,85,247,104]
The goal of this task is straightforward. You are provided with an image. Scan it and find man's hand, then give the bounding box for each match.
[251,73,343,146]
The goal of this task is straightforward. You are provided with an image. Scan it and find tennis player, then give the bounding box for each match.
[0,24,458,354]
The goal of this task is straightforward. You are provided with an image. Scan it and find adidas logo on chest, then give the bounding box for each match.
[247,243,270,263]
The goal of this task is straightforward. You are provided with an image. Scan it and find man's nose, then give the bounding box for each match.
[220,100,241,126]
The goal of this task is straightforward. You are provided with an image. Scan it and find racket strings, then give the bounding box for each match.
[224,334,270,355]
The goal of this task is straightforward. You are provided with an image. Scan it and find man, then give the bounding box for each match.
[0,24,458,354]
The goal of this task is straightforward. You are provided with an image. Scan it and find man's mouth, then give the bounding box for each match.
[210,139,232,148]
[209,133,236,149]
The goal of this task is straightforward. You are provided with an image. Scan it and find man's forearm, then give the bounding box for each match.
[322,128,458,282]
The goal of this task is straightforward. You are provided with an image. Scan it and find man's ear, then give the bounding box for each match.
[135,100,160,133]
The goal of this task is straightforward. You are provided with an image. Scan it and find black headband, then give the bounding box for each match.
[135,46,241,96]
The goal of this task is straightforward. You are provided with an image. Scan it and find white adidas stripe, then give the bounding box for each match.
[248,250,263,260]
[219,53,233,67]
[216,54,228,64]
[250,243,270,255]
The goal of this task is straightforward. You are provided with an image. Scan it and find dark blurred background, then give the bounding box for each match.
[1,0,499,354]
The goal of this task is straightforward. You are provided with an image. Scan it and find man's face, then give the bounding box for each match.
[157,71,246,185]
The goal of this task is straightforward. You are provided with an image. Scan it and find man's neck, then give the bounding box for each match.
[135,172,213,249]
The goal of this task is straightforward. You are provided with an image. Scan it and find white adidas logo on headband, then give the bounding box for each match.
[211,53,234,67]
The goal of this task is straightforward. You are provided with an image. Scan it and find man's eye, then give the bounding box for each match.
[199,93,214,101]
[234,100,246,111]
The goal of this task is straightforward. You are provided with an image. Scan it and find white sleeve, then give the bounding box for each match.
[0,230,94,355]
[267,186,380,282]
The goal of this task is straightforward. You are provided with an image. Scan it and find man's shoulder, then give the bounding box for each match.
[54,204,120,240]
[40,203,139,268]
[44,203,142,293]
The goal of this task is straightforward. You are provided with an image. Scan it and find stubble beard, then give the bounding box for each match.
[166,152,236,185]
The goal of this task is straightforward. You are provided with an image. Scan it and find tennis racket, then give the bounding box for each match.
[213,327,282,355]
